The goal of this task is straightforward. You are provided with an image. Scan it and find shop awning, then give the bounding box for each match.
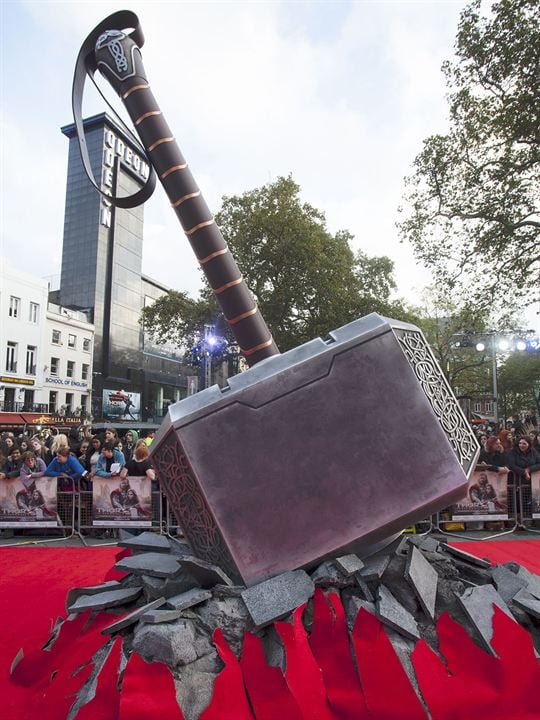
[0,413,26,426]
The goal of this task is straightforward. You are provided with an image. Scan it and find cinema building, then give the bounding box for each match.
[59,113,190,422]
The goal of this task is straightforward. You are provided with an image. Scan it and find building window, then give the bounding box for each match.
[52,329,61,345]
[474,402,481,412]
[49,390,58,414]
[81,395,88,414]
[26,346,36,375]
[82,363,89,381]
[83,338,91,352]
[67,361,75,378]
[9,296,20,318]
[6,342,17,372]
[50,357,59,376]
[65,393,74,413]
[68,334,76,348]
[485,401,493,413]
[29,302,40,323]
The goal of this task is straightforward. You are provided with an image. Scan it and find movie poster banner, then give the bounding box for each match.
[532,471,540,519]
[102,389,141,422]
[451,466,509,521]
[0,476,59,527]
[92,475,152,526]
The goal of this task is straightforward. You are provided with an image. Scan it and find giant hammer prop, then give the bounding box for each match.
[75,12,479,586]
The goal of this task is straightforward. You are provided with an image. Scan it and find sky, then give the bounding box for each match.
[1,0,537,332]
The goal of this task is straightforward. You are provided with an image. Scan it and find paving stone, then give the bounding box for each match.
[118,531,172,553]
[133,618,198,666]
[177,556,233,588]
[67,586,142,614]
[405,545,438,621]
[335,554,365,576]
[440,544,491,568]
[408,535,440,553]
[166,588,212,611]
[194,597,250,656]
[512,589,540,620]
[241,570,315,629]
[66,581,121,611]
[140,609,183,624]
[311,561,354,588]
[118,528,135,541]
[395,536,411,557]
[359,555,391,582]
[386,629,420,696]
[343,594,376,631]
[492,564,528,603]
[168,537,192,556]
[212,584,246,598]
[116,552,182,578]
[457,584,515,654]
[101,597,166,635]
[354,574,375,602]
[141,573,199,602]
[376,584,420,641]
[515,566,540,600]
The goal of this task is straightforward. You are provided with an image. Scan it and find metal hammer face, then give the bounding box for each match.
[151,314,479,586]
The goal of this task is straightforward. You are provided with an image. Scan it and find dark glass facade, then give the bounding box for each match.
[59,113,188,420]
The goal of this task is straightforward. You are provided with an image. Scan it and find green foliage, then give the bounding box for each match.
[498,351,540,417]
[398,0,540,311]
[142,175,413,354]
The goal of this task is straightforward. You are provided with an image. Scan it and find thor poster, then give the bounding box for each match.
[92,475,152,527]
[532,471,540,519]
[451,467,508,521]
[0,476,59,527]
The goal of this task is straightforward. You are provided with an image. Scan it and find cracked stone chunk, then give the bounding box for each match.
[441,544,491,568]
[166,588,212,611]
[67,586,142,614]
[133,618,198,667]
[212,584,246,599]
[512,589,540,620]
[515,566,540,600]
[408,535,440,553]
[376,585,420,641]
[492,564,528,603]
[194,597,250,656]
[405,545,438,621]
[140,609,183,624]
[66,580,121,611]
[335,554,365,576]
[311,561,353,588]
[115,552,182,578]
[359,555,391,583]
[141,573,200,602]
[241,570,315,629]
[177,556,233,588]
[118,531,172,553]
[343,594,376,631]
[354,575,375,602]
[101,597,166,635]
[168,537,192,556]
[457,584,515,654]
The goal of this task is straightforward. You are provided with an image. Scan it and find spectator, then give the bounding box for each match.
[120,439,155,484]
[30,437,52,465]
[2,447,23,478]
[524,408,538,430]
[506,436,540,481]
[498,429,514,451]
[18,436,31,453]
[511,414,525,437]
[95,442,125,478]
[104,428,118,445]
[479,437,508,472]
[85,436,103,477]
[123,430,139,463]
[50,433,70,457]
[44,446,87,491]
[20,451,47,482]
[68,428,81,455]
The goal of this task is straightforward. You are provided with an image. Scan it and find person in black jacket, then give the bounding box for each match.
[478,437,508,472]
[506,436,540,527]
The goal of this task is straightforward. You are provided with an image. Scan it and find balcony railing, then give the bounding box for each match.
[0,401,49,413]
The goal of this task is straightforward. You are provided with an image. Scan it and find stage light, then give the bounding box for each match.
[498,339,510,351]
[516,340,527,351]
[207,335,217,347]
[475,342,485,352]
[528,337,539,351]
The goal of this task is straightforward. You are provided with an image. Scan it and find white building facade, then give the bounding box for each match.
[0,258,94,418]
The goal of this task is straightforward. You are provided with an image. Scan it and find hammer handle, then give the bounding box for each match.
[95,35,278,367]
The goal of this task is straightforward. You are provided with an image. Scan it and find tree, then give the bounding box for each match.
[398,0,540,312]
[141,175,413,354]
[498,351,540,420]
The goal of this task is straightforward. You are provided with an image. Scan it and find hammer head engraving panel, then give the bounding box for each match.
[151,314,478,586]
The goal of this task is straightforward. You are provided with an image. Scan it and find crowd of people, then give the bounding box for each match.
[0,426,157,491]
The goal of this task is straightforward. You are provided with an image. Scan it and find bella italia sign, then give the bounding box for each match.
[100,129,150,228]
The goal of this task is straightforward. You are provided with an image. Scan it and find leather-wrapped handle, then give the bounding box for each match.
[91,17,279,366]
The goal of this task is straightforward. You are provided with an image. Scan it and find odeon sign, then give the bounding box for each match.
[100,129,150,228]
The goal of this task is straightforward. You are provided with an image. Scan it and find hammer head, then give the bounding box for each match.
[151,314,478,586]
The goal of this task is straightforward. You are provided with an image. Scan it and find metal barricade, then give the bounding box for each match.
[77,489,165,538]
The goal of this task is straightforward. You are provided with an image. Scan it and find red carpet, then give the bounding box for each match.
[2,541,539,719]
[448,539,540,574]
[1,547,119,720]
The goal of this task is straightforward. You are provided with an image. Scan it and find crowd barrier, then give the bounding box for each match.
[0,474,538,547]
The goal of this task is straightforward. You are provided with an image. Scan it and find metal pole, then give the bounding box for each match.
[491,335,499,430]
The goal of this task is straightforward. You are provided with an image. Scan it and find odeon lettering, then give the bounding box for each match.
[45,377,88,388]
[100,129,149,228]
